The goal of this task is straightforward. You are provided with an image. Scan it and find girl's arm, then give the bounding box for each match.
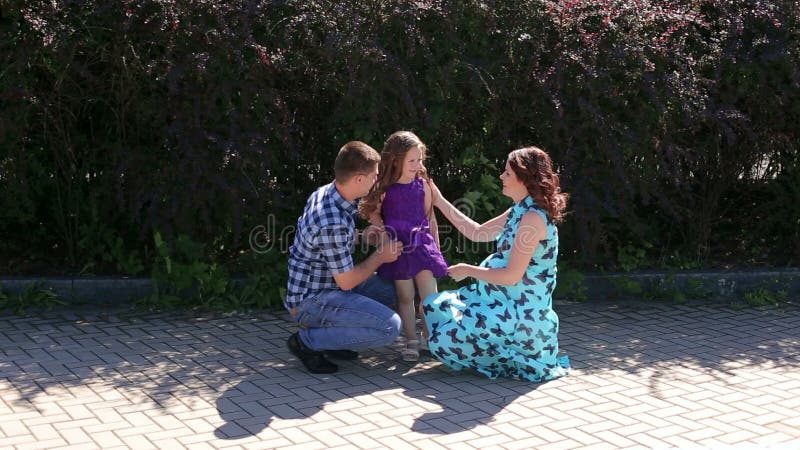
[429,179,509,242]
[447,211,545,286]
[428,212,441,247]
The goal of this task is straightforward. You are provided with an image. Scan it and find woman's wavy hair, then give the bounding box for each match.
[358,130,428,220]
[507,146,569,223]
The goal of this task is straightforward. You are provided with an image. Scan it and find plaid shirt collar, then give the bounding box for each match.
[326,181,358,217]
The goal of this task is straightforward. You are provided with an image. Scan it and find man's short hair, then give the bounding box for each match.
[334,141,381,182]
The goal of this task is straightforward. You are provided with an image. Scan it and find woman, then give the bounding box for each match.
[423,146,570,382]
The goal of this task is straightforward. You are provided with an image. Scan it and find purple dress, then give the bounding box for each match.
[377,176,448,280]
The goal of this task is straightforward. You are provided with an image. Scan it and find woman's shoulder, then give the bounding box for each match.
[520,209,546,230]
[521,196,549,216]
[509,197,549,228]
[517,196,536,210]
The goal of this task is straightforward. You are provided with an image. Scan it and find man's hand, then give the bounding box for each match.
[375,239,402,264]
[447,263,473,282]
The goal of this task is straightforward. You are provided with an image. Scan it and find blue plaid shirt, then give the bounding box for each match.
[285,182,357,309]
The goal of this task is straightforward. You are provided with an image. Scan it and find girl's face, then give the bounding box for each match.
[500,160,527,201]
[398,146,424,183]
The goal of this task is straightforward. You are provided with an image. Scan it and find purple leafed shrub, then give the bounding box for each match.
[0,0,797,278]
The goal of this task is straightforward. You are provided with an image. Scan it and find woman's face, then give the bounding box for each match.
[500,160,527,201]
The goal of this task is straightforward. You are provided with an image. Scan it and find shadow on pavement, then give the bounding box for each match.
[1,300,798,438]
[0,308,288,413]
[214,354,541,439]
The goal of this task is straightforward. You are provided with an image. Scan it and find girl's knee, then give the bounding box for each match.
[422,291,440,308]
[397,295,415,306]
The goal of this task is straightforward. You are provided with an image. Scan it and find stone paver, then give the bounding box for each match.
[1,301,799,449]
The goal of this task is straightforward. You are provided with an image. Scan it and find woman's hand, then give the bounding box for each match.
[447,263,473,282]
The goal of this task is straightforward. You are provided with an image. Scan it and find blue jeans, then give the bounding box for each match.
[291,275,401,351]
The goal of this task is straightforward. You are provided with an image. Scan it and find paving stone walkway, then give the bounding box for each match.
[1,300,799,449]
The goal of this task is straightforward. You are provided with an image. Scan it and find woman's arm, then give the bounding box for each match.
[423,180,441,246]
[447,212,545,286]
[429,179,509,242]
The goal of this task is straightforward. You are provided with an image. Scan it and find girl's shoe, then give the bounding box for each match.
[402,339,420,362]
[419,333,430,352]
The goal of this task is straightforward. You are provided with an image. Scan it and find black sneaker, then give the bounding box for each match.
[286,332,338,374]
[324,349,359,360]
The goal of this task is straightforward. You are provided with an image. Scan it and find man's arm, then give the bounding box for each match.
[333,240,402,291]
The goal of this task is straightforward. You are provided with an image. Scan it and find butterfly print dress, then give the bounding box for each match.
[422,196,570,382]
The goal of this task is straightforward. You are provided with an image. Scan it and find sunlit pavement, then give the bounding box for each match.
[1,300,798,449]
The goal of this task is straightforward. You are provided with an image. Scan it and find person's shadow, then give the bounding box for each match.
[214,349,541,438]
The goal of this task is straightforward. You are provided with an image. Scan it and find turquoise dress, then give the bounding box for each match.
[422,196,570,382]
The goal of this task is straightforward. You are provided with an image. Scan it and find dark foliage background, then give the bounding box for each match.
[1,1,798,289]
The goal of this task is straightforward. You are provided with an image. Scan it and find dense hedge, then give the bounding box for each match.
[1,1,798,288]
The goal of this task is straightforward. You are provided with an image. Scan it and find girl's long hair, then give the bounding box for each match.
[507,147,569,223]
[358,131,428,220]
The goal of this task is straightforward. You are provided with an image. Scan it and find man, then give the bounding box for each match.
[285,141,403,374]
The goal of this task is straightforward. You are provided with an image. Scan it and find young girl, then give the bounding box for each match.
[359,131,448,361]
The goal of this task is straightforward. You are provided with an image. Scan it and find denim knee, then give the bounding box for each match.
[379,313,402,346]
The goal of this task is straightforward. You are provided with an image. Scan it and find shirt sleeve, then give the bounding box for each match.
[318,223,355,275]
